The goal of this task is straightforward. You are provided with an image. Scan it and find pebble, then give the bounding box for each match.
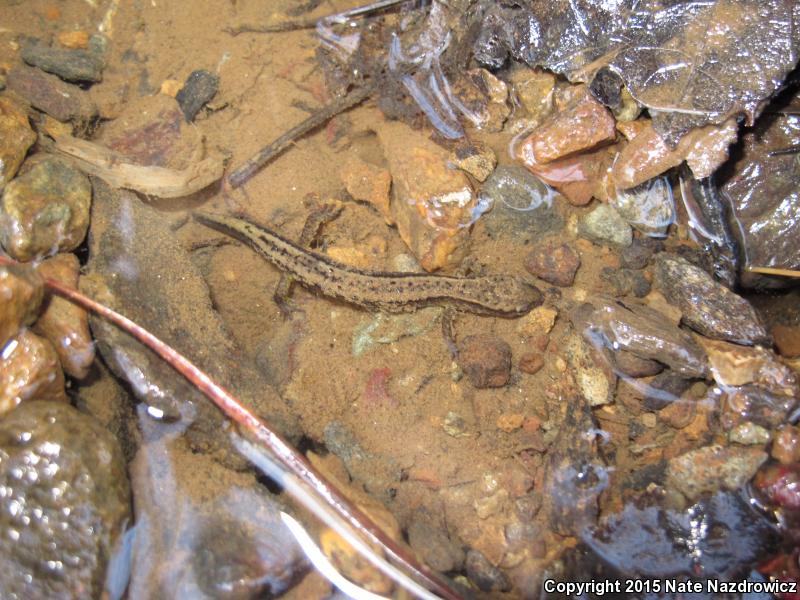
[33,253,94,378]
[600,266,651,297]
[21,38,105,83]
[516,92,616,164]
[565,333,615,406]
[175,69,219,122]
[611,119,739,189]
[0,262,43,349]
[351,308,441,357]
[453,68,510,132]
[659,397,696,429]
[0,156,92,261]
[519,352,544,375]
[654,254,770,345]
[0,95,36,187]
[524,241,580,287]
[339,156,392,221]
[643,371,693,411]
[6,64,98,124]
[578,203,633,247]
[773,324,800,358]
[521,145,615,206]
[698,337,797,395]
[620,237,662,269]
[772,425,800,465]
[614,349,663,377]
[465,549,511,593]
[512,68,555,121]
[457,333,512,388]
[516,305,558,337]
[375,118,477,270]
[496,413,524,432]
[665,444,767,502]
[407,510,464,572]
[729,422,771,445]
[56,30,90,49]
[754,464,800,512]
[0,329,67,416]
[450,141,496,182]
[0,401,130,598]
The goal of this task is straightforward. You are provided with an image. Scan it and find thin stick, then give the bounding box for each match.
[228,84,373,188]
[746,265,800,278]
[0,256,463,600]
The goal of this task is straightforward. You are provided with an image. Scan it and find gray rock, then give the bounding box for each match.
[578,203,632,247]
[176,70,219,122]
[666,444,767,502]
[654,254,770,345]
[465,549,511,592]
[0,402,130,599]
[407,510,465,572]
[21,39,104,83]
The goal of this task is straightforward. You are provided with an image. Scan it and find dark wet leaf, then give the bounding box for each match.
[467,0,800,145]
[720,112,800,274]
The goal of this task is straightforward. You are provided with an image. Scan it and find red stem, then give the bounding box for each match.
[0,256,462,600]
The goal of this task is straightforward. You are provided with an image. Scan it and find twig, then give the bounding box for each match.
[746,266,800,278]
[228,83,374,188]
[0,255,462,600]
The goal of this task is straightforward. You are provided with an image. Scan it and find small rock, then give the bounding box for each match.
[640,412,657,428]
[612,119,738,189]
[6,64,98,124]
[773,324,800,358]
[0,262,43,349]
[375,118,477,270]
[578,203,633,247]
[666,444,767,502]
[729,422,771,445]
[443,411,470,438]
[524,241,580,287]
[450,141,496,182]
[620,237,662,270]
[407,510,464,572]
[519,352,544,375]
[614,349,663,377]
[698,337,797,395]
[516,91,616,164]
[512,68,555,121]
[34,253,94,378]
[0,329,67,416]
[21,38,104,83]
[516,305,558,337]
[722,384,797,430]
[643,371,694,411]
[0,402,130,599]
[565,333,615,406]
[754,464,800,512]
[522,145,616,206]
[175,69,219,121]
[480,164,554,214]
[659,397,696,429]
[496,413,524,432]
[0,95,36,187]
[465,549,511,593]
[457,333,512,389]
[339,156,392,221]
[0,156,92,261]
[56,30,90,49]
[352,308,441,356]
[654,254,770,345]
[771,425,800,465]
[600,266,651,297]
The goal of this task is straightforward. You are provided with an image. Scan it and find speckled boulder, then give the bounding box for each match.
[0,401,130,598]
[0,156,92,261]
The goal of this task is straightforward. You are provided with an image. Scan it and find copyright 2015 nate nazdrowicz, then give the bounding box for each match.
[543,578,797,597]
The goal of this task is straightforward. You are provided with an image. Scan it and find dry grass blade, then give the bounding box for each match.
[0,255,463,600]
[746,266,800,278]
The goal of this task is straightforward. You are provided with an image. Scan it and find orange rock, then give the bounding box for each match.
[773,324,800,358]
[339,156,392,222]
[496,413,524,432]
[612,119,738,189]
[0,262,43,349]
[520,145,616,206]
[517,92,616,164]
[57,30,90,49]
[375,120,477,271]
[0,94,37,187]
[772,425,800,464]
[34,253,94,378]
[0,329,67,417]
